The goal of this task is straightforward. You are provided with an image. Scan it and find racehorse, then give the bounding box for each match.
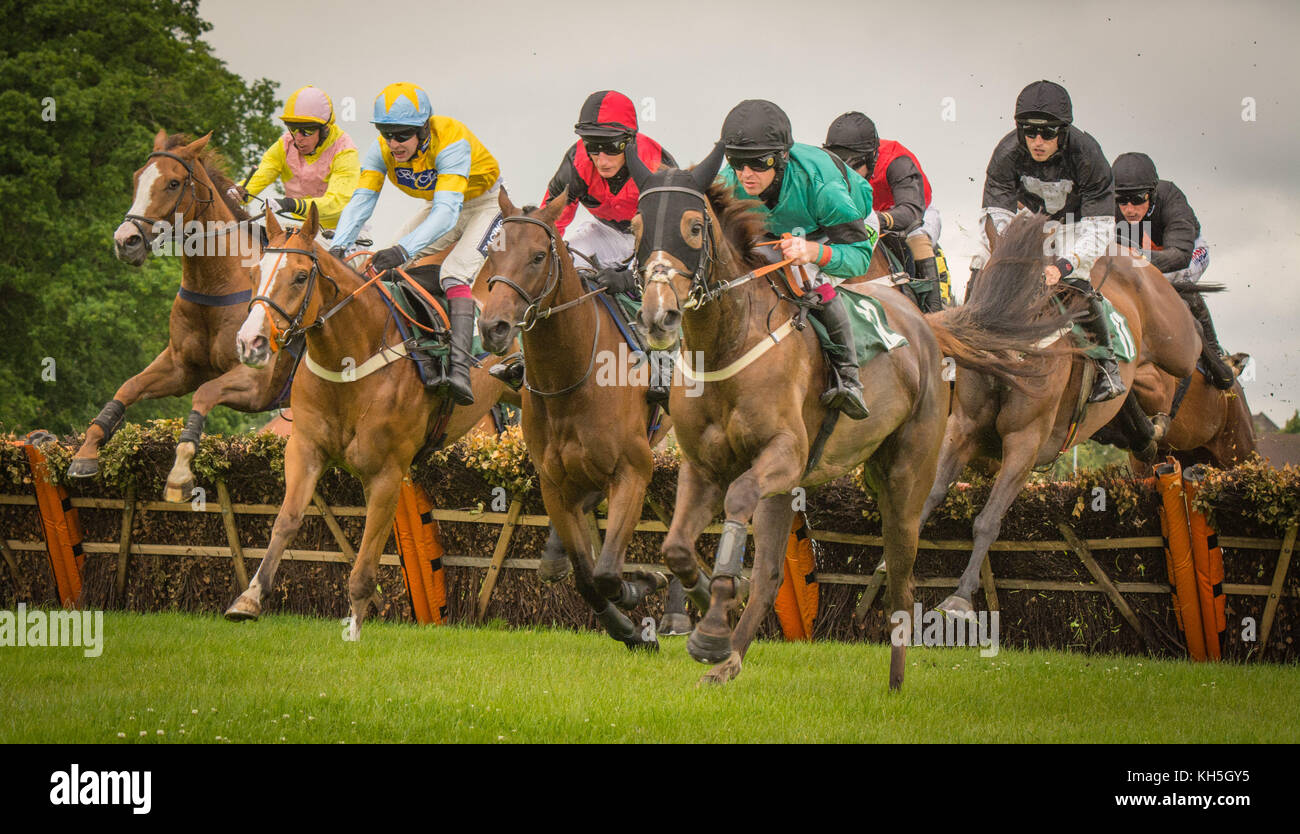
[478,188,672,650]
[1131,356,1255,470]
[919,219,1204,617]
[225,205,506,636]
[631,148,1074,688]
[69,131,292,502]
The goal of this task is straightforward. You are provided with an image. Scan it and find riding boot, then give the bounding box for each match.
[1074,283,1126,403]
[809,294,870,420]
[446,296,477,406]
[647,350,674,412]
[1183,291,1236,390]
[488,351,525,391]
[912,256,944,313]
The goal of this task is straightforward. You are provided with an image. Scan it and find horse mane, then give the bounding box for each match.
[703,181,769,271]
[973,212,1078,318]
[163,133,251,222]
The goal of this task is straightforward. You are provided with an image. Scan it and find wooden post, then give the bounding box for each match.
[115,485,136,601]
[643,494,673,528]
[312,492,358,565]
[476,497,524,621]
[586,510,603,561]
[1,536,29,600]
[215,480,249,592]
[854,561,888,623]
[1259,522,1297,659]
[1056,520,1155,651]
[980,554,1000,612]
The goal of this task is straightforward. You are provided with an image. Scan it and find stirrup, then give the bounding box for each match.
[489,355,525,391]
[1088,362,1126,403]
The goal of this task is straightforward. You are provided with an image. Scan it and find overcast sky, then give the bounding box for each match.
[200,0,1300,422]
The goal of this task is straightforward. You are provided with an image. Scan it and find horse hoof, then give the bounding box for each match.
[698,651,742,686]
[687,626,732,665]
[164,478,194,504]
[658,612,693,637]
[224,595,261,622]
[537,557,572,584]
[937,595,974,620]
[623,635,659,652]
[67,458,99,479]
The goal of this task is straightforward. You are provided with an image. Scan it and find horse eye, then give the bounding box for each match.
[168,179,180,189]
[691,223,704,236]
[531,251,546,265]
[293,271,308,285]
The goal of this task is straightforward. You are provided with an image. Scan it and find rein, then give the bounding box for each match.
[123,150,221,247]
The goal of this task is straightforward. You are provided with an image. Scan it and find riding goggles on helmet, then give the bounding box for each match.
[1018,123,1063,140]
[378,127,418,143]
[726,152,778,172]
[1116,191,1152,206]
[584,137,630,156]
[284,122,321,136]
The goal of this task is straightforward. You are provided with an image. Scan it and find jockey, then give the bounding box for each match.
[716,99,879,420]
[976,80,1123,403]
[823,112,944,312]
[330,83,504,406]
[228,86,360,230]
[493,91,677,405]
[1112,152,1235,389]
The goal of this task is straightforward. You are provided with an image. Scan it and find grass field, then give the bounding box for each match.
[3,611,1297,743]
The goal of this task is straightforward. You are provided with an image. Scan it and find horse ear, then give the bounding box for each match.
[536,187,568,226]
[689,141,725,192]
[301,202,319,240]
[182,132,212,157]
[498,186,521,218]
[983,215,1000,252]
[152,129,168,151]
[265,204,282,239]
[625,138,653,189]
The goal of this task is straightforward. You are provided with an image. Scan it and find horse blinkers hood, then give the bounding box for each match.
[634,143,725,280]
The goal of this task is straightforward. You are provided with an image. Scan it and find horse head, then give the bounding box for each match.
[632,142,725,351]
[478,187,570,355]
[114,130,217,266]
[236,204,328,368]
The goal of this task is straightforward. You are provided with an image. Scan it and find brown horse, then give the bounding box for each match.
[68,131,292,502]
[632,151,1073,688]
[224,205,505,635]
[478,189,673,650]
[1131,356,1255,470]
[919,217,1204,617]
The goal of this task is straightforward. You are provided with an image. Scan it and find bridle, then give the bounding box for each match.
[486,214,607,397]
[248,230,347,352]
[122,151,218,247]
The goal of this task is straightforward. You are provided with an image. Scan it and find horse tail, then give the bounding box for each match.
[1169,280,1225,296]
[924,212,1083,393]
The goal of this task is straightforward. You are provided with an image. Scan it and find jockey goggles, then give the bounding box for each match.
[584,137,630,156]
[1018,123,1063,140]
[378,126,418,143]
[1116,190,1152,206]
[726,151,778,172]
[284,122,321,136]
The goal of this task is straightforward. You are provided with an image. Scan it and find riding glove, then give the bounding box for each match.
[370,244,409,272]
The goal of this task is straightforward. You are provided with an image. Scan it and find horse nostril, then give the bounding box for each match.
[661,309,681,331]
[488,321,510,343]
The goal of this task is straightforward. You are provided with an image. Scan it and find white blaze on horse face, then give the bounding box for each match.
[236,251,285,348]
[127,162,162,219]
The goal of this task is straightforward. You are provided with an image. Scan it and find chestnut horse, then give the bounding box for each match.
[478,189,672,650]
[69,131,291,501]
[225,205,506,636]
[919,218,1204,617]
[633,150,1073,688]
[1131,356,1255,470]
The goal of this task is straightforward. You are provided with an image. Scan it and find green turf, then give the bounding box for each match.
[2,611,1296,743]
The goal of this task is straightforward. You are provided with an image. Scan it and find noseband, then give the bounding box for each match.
[487,215,606,330]
[249,231,343,351]
[122,150,218,246]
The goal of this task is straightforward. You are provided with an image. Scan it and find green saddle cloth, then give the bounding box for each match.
[809,290,910,366]
[384,280,484,357]
[1060,294,1136,363]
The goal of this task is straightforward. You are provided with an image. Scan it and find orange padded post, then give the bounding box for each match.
[1183,466,1225,660]
[19,437,84,608]
[774,512,819,641]
[1156,458,1206,661]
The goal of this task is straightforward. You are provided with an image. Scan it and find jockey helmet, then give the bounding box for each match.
[721,100,793,155]
[574,90,638,142]
[372,83,434,128]
[1112,152,1159,194]
[280,86,334,126]
[1014,80,1073,126]
[823,111,879,171]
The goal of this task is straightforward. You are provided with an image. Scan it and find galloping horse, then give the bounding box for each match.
[478,189,671,650]
[225,205,506,635]
[920,219,1204,617]
[69,131,292,501]
[633,150,1073,688]
[1131,357,1255,470]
